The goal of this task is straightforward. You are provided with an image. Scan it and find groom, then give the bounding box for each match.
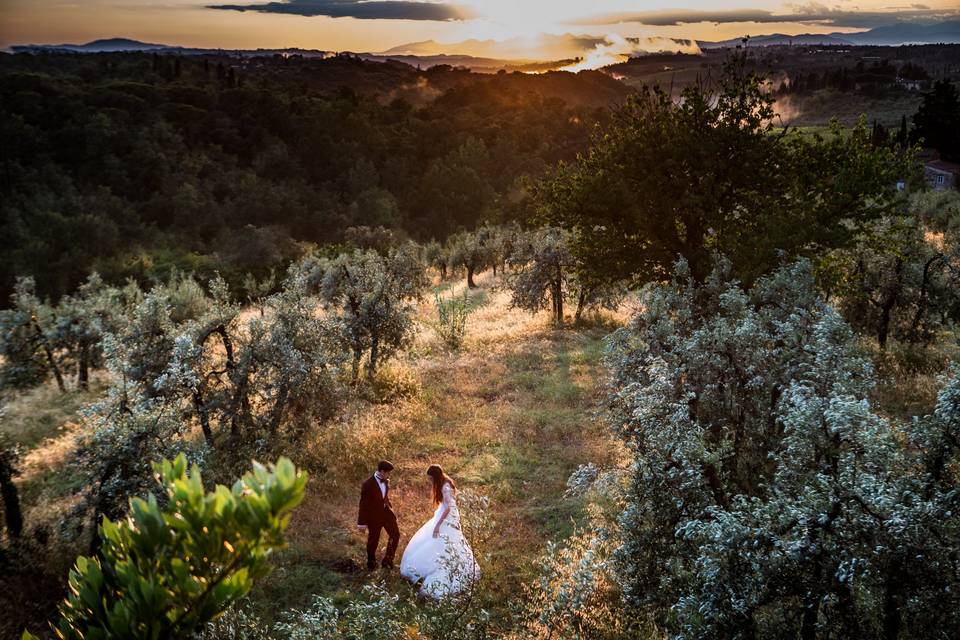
[357,460,400,570]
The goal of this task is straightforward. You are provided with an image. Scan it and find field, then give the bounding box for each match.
[2,269,628,635]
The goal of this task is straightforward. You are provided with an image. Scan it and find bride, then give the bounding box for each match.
[400,464,480,598]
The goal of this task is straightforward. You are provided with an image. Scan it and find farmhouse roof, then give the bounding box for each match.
[927,160,960,174]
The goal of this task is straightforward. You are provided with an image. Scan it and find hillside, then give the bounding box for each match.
[1,268,625,636]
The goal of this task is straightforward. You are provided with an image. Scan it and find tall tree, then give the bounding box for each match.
[535,53,908,287]
[912,79,960,161]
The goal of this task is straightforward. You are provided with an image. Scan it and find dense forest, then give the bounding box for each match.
[3,47,960,640]
[0,51,629,302]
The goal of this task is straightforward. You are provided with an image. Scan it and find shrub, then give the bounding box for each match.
[24,454,307,640]
[368,362,422,404]
[602,258,960,638]
[435,290,470,349]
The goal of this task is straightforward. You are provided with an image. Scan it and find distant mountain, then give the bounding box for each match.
[699,20,960,49]
[700,33,853,49]
[10,38,333,58]
[8,37,572,73]
[12,37,170,53]
[837,21,960,46]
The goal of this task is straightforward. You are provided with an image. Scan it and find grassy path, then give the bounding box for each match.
[0,270,626,631]
[251,272,625,621]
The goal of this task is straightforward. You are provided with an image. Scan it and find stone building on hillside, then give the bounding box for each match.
[925,159,959,191]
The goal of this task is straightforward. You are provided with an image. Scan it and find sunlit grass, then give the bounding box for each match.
[2,266,627,630]
[272,268,626,627]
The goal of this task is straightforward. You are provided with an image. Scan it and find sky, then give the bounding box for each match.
[2,1,959,56]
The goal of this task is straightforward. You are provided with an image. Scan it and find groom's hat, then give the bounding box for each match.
[377,460,395,472]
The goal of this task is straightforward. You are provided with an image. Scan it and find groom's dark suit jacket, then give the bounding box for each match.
[358,475,392,526]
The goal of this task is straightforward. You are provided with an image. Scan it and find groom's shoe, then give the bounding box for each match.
[381,559,394,569]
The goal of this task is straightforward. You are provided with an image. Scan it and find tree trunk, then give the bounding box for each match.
[467,265,477,289]
[882,560,904,640]
[351,348,362,383]
[552,272,564,324]
[268,384,290,434]
[0,460,23,539]
[800,595,819,640]
[908,255,942,341]
[32,319,65,392]
[192,389,214,447]
[877,258,904,351]
[574,289,588,324]
[367,337,380,380]
[77,343,90,390]
[228,373,249,440]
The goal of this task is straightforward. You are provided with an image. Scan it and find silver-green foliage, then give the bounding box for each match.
[448,229,494,289]
[73,270,342,547]
[0,277,65,389]
[505,227,623,324]
[317,247,425,381]
[606,258,960,638]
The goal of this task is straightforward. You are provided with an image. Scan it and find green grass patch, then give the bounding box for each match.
[1,379,104,449]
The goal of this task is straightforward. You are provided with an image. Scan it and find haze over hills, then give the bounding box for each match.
[9,37,335,59]
[700,20,960,48]
[8,20,960,73]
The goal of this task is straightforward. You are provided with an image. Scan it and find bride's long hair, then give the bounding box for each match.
[427,464,455,507]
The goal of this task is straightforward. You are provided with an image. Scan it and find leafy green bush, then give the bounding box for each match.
[24,454,307,640]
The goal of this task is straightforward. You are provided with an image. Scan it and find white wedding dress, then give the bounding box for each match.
[400,482,480,598]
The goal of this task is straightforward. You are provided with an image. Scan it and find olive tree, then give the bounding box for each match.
[423,240,450,280]
[51,273,124,389]
[827,213,960,349]
[0,277,65,391]
[448,229,493,289]
[71,270,342,552]
[505,227,624,324]
[603,258,960,639]
[318,248,425,381]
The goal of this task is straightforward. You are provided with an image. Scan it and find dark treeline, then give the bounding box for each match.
[0,51,624,302]
[777,58,932,96]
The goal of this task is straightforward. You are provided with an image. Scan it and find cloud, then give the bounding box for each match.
[561,34,701,72]
[574,5,960,29]
[208,0,475,21]
[382,33,610,60]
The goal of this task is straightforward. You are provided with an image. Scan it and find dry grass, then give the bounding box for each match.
[252,270,627,622]
[1,268,627,630]
[0,375,106,452]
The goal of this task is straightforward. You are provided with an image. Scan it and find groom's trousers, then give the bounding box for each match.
[367,509,400,568]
